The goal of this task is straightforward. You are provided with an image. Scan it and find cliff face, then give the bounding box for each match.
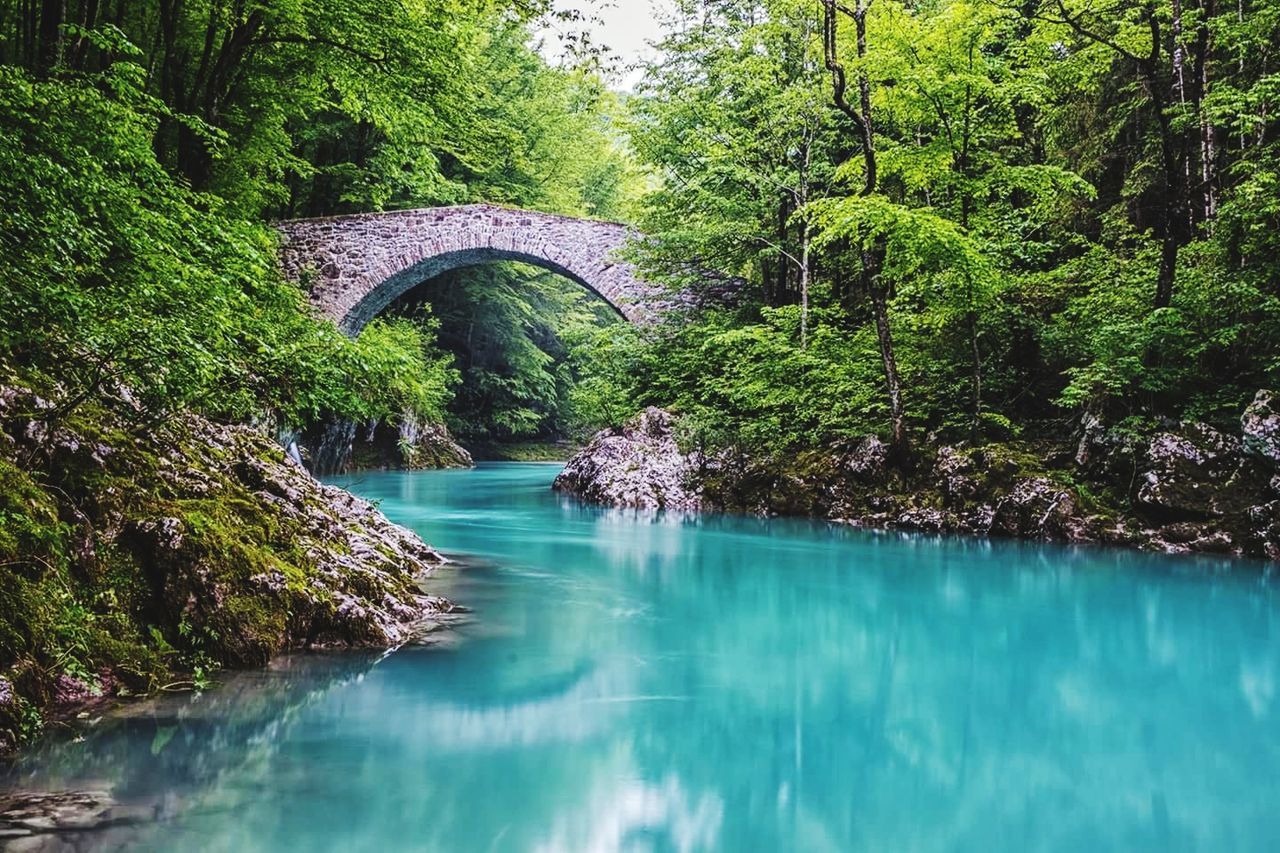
[555,395,1280,561]
[0,379,453,753]
[306,413,473,477]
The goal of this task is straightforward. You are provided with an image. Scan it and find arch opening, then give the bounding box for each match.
[339,248,628,335]
[344,258,626,467]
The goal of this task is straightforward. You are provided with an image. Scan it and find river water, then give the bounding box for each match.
[5,463,1280,851]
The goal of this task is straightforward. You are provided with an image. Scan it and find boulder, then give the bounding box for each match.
[1137,425,1242,519]
[1242,390,1280,467]
[0,380,454,743]
[934,446,979,507]
[842,435,890,480]
[398,417,473,469]
[554,408,702,511]
[989,477,1082,540]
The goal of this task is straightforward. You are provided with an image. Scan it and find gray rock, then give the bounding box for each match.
[895,507,949,533]
[396,414,473,470]
[934,446,979,507]
[1074,408,1106,467]
[1137,425,1241,519]
[554,408,702,511]
[989,477,1082,540]
[843,435,890,480]
[0,381,453,676]
[1242,390,1280,466]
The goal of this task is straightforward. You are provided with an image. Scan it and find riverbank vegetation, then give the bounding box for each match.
[0,0,631,748]
[581,0,1280,461]
[0,0,634,452]
[555,0,1280,557]
[2,0,1279,749]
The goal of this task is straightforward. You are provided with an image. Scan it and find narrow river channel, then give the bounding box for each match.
[5,463,1280,851]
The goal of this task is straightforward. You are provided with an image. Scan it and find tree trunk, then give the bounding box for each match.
[864,246,906,449]
[967,309,982,439]
[1148,69,1185,309]
[36,0,62,70]
[823,0,907,451]
[799,220,811,348]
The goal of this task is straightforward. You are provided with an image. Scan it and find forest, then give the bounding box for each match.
[1,0,1277,464]
[611,0,1280,458]
[2,0,1279,837]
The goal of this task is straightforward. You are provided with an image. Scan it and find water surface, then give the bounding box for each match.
[6,463,1280,851]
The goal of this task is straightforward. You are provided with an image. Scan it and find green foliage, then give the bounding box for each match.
[350,317,459,427]
[0,62,456,430]
[627,0,831,300]
[399,264,623,444]
[615,0,1280,454]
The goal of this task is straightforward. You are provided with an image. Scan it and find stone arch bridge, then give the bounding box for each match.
[276,204,661,333]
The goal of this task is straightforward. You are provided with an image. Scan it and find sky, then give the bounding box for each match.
[536,0,671,90]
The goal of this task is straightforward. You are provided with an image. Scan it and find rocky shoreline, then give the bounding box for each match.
[555,396,1280,561]
[0,379,457,754]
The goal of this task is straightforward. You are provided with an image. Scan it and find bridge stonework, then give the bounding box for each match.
[275,204,656,333]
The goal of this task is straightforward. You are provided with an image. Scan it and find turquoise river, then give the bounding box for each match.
[4,463,1280,851]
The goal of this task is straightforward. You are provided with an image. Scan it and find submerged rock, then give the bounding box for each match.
[554,408,702,510]
[0,789,156,843]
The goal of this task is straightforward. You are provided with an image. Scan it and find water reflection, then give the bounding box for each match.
[3,463,1278,851]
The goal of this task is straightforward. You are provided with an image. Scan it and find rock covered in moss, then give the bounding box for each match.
[119,411,452,665]
[842,435,890,480]
[989,477,1082,540]
[396,415,473,470]
[554,408,702,510]
[344,415,474,473]
[0,379,453,748]
[554,394,1280,561]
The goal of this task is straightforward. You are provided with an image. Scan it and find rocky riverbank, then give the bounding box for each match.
[555,397,1280,561]
[0,378,455,755]
[304,413,473,476]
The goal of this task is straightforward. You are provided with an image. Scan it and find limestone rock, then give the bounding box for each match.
[934,446,979,507]
[1137,425,1244,519]
[398,417,473,470]
[554,408,702,511]
[1242,390,1280,466]
[989,477,1082,540]
[842,435,890,480]
[0,380,454,743]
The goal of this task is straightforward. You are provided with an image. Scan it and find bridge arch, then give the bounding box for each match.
[276,204,655,334]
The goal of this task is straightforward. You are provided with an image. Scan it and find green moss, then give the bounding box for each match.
[0,377,430,750]
[212,596,288,667]
[0,457,68,564]
[0,458,70,666]
[166,493,313,591]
